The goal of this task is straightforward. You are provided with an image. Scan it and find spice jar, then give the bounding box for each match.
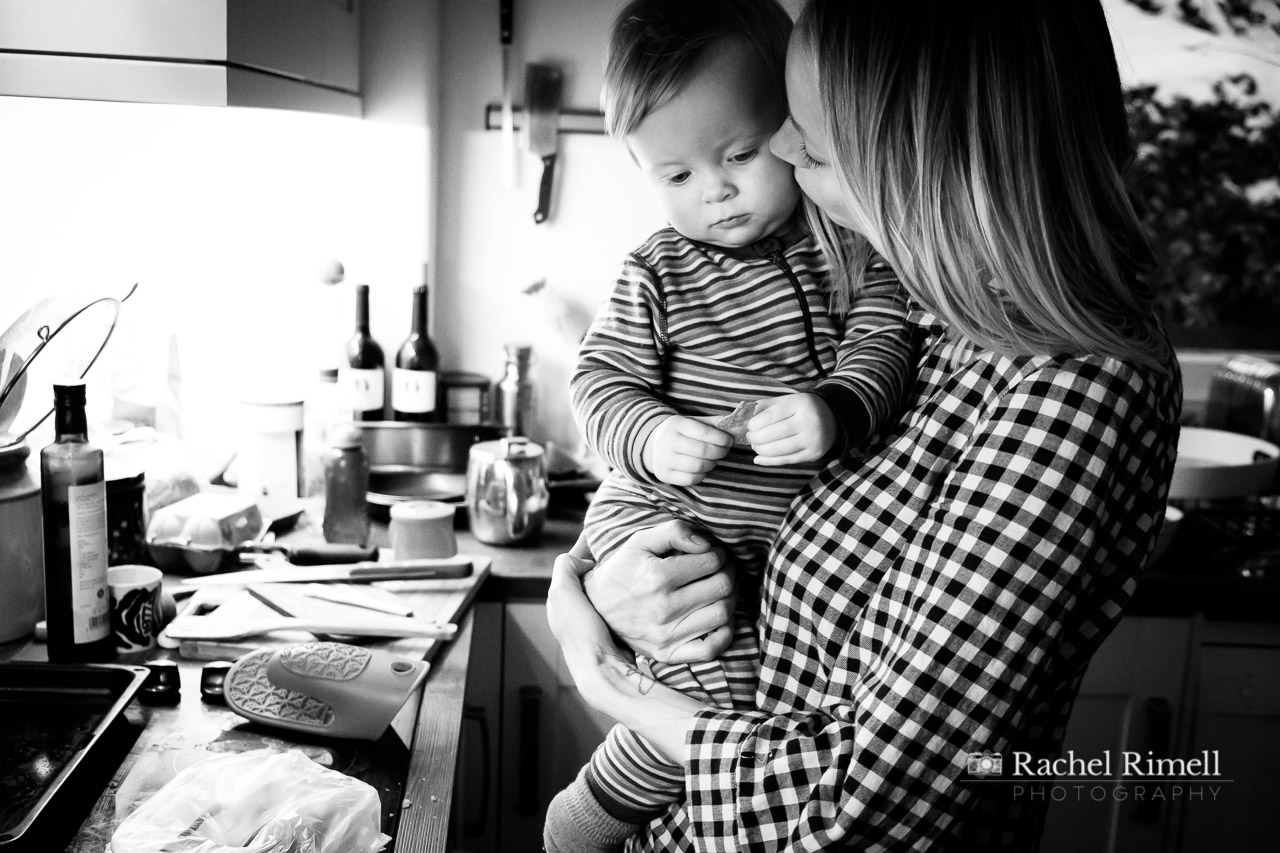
[322,424,370,546]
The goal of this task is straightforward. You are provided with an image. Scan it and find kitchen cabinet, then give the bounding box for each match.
[1175,621,1280,852]
[0,0,360,115]
[1041,617,1196,853]
[452,600,613,853]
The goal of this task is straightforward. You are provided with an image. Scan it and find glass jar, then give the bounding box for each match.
[322,424,370,546]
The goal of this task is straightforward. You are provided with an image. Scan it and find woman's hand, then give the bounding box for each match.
[548,551,706,764]
[581,521,735,663]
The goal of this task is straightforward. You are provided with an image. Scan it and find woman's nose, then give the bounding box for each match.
[770,121,796,165]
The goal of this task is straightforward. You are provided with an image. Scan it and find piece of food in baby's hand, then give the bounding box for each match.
[715,400,758,445]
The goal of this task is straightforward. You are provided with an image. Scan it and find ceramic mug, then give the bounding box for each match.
[107,565,163,652]
[389,500,458,560]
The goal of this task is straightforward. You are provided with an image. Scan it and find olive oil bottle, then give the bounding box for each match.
[41,381,114,662]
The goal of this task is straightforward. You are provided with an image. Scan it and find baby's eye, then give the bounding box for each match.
[664,171,691,186]
[729,148,758,165]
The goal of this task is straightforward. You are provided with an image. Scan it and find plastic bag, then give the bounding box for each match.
[109,749,390,853]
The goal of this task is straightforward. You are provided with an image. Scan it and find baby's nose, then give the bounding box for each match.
[702,175,735,203]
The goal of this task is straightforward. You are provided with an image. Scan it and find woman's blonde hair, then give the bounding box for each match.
[795,0,1168,369]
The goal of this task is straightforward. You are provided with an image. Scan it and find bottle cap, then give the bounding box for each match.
[53,380,87,406]
[330,423,365,449]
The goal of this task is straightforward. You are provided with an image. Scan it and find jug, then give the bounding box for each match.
[466,437,548,545]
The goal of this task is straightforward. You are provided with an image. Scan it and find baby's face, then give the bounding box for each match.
[627,40,799,248]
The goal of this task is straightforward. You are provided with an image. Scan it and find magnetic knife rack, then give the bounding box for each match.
[484,103,606,135]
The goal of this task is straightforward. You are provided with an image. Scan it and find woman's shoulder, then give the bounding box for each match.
[988,349,1183,435]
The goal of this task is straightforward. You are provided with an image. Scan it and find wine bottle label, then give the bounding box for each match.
[338,367,385,411]
[392,368,438,413]
[66,481,110,644]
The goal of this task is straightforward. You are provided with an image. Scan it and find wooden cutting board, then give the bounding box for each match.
[170,556,491,663]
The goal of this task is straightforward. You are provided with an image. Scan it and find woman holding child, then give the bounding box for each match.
[547,0,1182,850]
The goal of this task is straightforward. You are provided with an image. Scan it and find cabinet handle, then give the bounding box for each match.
[1130,697,1173,824]
[461,703,491,836]
[518,685,543,814]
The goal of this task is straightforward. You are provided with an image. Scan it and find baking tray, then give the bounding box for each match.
[0,662,148,848]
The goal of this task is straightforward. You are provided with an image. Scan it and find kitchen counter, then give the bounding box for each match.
[2,498,1275,851]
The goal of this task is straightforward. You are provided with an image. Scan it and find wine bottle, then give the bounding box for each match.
[340,284,386,421]
[393,284,440,422]
[41,381,115,662]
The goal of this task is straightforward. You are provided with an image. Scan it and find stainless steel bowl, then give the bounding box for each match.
[354,421,511,474]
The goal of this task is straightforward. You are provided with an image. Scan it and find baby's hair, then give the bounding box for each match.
[603,0,792,139]
[797,0,1168,371]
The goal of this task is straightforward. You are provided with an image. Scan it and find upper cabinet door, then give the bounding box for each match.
[0,0,361,116]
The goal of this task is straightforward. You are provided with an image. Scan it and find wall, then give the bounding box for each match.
[434,0,659,455]
[0,1,441,463]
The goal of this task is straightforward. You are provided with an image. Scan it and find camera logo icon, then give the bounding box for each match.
[966,750,1003,776]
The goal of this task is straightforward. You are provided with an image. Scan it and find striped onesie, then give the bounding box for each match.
[570,220,913,818]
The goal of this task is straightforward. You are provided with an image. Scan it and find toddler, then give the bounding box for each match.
[546,1,913,850]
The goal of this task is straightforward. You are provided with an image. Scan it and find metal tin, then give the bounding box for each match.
[0,440,44,642]
[466,437,549,545]
[438,371,492,425]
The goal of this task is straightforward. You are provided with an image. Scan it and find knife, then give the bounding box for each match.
[178,557,474,587]
[525,62,563,224]
[500,0,516,186]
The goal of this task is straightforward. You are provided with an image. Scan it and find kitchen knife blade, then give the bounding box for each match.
[500,0,516,186]
[525,62,563,224]
[178,557,474,587]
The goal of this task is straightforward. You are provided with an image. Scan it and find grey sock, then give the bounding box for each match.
[543,767,641,853]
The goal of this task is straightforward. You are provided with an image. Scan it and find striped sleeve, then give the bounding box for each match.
[571,256,677,482]
[814,265,913,446]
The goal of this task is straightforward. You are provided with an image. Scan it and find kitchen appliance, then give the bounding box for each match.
[1206,355,1280,445]
[466,437,549,545]
[526,62,564,224]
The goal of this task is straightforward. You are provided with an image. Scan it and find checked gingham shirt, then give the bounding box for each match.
[628,309,1182,852]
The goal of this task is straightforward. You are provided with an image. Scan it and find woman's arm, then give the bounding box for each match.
[548,550,709,762]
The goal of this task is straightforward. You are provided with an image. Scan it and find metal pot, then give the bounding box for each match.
[466,438,549,545]
[355,421,510,474]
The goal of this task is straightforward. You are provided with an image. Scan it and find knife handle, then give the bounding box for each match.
[500,0,513,45]
[288,543,379,565]
[534,153,556,224]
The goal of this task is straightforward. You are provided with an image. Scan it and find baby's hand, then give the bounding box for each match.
[746,393,837,467]
[643,415,733,486]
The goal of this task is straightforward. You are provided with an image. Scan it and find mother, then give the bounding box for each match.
[549,0,1182,849]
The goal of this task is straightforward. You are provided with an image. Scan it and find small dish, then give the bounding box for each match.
[1169,427,1279,500]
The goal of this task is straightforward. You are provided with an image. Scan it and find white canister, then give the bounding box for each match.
[0,440,45,642]
[238,398,305,498]
[389,500,458,560]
